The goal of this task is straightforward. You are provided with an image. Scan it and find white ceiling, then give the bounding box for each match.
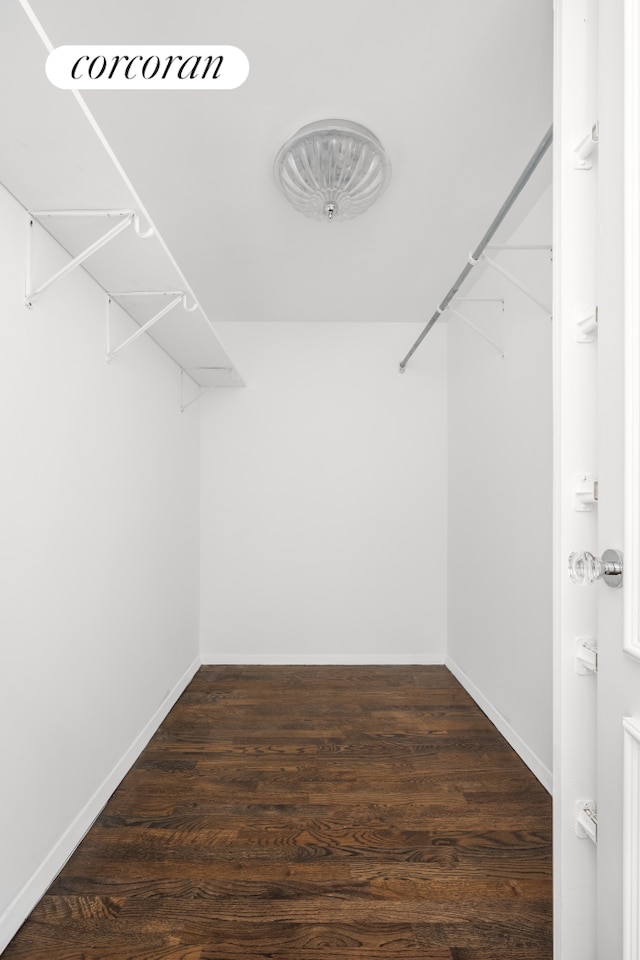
[1,0,553,333]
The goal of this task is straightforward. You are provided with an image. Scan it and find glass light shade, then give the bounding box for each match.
[274,119,391,222]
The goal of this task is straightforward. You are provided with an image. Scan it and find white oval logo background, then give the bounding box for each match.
[46,45,249,90]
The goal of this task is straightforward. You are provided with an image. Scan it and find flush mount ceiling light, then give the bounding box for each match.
[274,119,391,223]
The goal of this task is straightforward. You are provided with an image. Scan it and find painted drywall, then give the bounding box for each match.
[0,183,200,949]
[446,185,553,788]
[199,322,447,664]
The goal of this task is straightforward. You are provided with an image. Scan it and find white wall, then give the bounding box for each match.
[199,322,447,664]
[0,165,552,948]
[446,186,553,789]
[0,183,201,950]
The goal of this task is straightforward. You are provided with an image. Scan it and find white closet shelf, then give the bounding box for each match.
[2,2,243,395]
[24,209,243,391]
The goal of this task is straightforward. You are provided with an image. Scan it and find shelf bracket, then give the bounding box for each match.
[446,305,504,358]
[180,367,234,412]
[452,297,505,309]
[485,243,552,254]
[106,292,190,362]
[481,253,552,318]
[25,210,154,307]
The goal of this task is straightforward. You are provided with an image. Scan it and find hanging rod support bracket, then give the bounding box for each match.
[481,253,552,317]
[447,305,504,358]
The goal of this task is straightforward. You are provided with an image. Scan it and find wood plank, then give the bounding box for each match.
[3,666,552,959]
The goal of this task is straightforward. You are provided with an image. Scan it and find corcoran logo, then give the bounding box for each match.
[46,45,249,90]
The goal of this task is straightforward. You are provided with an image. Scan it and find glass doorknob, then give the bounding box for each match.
[568,549,623,587]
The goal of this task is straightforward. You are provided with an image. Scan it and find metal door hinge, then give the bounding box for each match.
[574,122,599,169]
[575,637,598,674]
[573,474,598,511]
[576,801,598,843]
[576,305,598,342]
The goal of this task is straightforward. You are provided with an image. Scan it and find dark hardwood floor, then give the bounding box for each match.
[4,666,552,959]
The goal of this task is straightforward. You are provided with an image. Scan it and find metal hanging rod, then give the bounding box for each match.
[398,124,553,372]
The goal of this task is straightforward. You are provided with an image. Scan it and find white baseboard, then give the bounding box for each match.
[200,652,446,665]
[0,655,200,954]
[445,655,553,794]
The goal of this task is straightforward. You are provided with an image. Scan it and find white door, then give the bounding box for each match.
[555,0,640,956]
